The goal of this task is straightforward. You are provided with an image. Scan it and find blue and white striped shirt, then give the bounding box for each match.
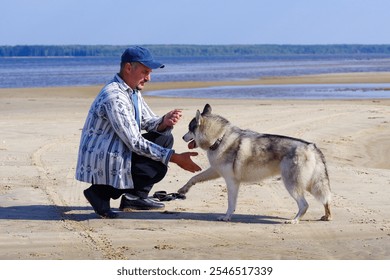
[75,74,174,189]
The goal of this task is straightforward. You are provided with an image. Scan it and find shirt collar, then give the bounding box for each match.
[114,74,135,94]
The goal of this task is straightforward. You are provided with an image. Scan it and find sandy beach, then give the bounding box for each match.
[0,72,390,260]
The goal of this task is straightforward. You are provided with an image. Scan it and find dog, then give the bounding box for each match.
[178,104,332,224]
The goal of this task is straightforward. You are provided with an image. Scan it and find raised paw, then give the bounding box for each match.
[177,186,189,194]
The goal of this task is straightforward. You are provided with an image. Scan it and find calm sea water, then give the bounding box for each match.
[1,54,390,99]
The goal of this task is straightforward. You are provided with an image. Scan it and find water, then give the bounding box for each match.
[0,57,117,88]
[1,54,390,99]
[145,83,390,100]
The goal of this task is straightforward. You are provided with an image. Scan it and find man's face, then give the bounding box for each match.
[126,62,152,90]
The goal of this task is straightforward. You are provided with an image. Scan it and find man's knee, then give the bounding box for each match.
[143,132,174,148]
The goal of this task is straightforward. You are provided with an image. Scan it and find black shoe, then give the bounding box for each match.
[83,188,118,219]
[119,194,165,211]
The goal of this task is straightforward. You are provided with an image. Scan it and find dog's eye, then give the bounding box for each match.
[188,119,197,131]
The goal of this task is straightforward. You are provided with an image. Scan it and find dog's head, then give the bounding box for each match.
[183,104,229,151]
[182,104,212,149]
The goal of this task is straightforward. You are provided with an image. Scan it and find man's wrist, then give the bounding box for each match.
[167,150,176,164]
[157,115,168,132]
[169,151,177,163]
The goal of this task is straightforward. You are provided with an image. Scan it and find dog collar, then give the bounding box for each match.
[209,135,224,151]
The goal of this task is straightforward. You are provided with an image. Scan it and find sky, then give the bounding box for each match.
[1,0,390,45]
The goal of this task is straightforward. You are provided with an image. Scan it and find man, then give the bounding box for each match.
[75,46,201,218]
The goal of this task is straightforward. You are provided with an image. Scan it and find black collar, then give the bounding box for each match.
[209,135,224,151]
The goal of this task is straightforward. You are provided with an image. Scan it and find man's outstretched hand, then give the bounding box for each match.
[170,152,201,173]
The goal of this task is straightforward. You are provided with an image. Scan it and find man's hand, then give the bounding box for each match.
[158,109,182,131]
[170,152,202,173]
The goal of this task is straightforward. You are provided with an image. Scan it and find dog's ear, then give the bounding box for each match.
[196,110,202,126]
[202,104,212,115]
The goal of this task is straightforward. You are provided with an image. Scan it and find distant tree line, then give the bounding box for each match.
[1,44,390,57]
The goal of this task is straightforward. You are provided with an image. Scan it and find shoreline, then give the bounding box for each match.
[1,71,390,99]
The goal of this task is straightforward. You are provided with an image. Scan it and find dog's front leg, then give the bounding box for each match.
[218,179,240,222]
[178,167,220,194]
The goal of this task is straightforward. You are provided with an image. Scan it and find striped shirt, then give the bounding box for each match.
[75,74,174,189]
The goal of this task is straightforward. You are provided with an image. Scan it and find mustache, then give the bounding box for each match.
[136,79,148,90]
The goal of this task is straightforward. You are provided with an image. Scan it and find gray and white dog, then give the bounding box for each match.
[178,104,332,223]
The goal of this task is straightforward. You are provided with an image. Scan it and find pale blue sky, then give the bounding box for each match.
[1,0,389,45]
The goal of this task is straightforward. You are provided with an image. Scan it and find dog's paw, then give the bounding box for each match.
[217,215,231,222]
[320,215,332,221]
[285,219,299,224]
[177,186,189,194]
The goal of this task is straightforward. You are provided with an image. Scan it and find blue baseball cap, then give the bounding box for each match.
[121,46,164,69]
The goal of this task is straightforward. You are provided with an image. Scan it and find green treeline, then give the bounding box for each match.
[1,44,390,57]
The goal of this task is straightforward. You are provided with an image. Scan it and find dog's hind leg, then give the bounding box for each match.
[281,155,309,224]
[314,183,332,222]
[178,167,220,194]
[218,178,240,222]
[321,203,332,221]
[308,160,332,221]
[282,171,309,223]
[310,182,332,221]
[287,193,309,224]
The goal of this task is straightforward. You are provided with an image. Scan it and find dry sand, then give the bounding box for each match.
[0,73,390,260]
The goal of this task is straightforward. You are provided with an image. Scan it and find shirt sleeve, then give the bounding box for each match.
[102,90,173,165]
[138,94,173,135]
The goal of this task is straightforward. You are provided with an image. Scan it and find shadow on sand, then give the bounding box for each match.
[0,204,287,224]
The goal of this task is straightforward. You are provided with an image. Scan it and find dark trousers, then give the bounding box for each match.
[89,132,174,200]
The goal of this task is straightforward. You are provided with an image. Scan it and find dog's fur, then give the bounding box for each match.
[178,104,332,223]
